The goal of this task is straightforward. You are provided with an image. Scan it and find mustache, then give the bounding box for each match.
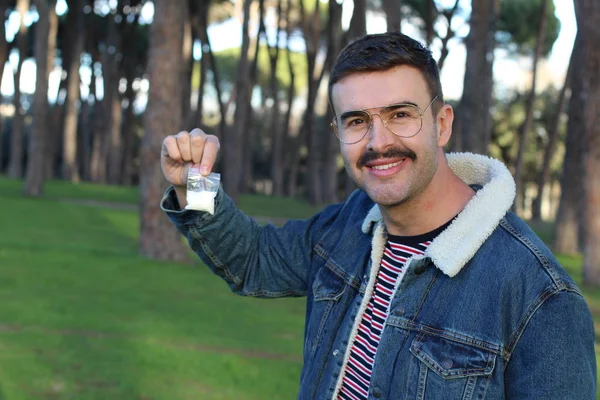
[357,148,416,168]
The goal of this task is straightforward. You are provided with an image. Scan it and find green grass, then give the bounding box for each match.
[0,177,322,220]
[0,179,309,400]
[0,178,598,398]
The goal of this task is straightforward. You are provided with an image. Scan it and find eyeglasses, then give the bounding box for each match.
[331,96,439,144]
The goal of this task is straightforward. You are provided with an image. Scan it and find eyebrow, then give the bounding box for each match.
[339,100,421,115]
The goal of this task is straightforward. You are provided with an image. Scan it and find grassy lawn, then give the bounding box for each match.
[0,179,308,400]
[0,178,598,399]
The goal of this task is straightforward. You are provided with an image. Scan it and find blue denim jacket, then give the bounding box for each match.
[162,153,596,399]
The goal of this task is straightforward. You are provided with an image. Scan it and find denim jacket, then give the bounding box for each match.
[161,152,596,399]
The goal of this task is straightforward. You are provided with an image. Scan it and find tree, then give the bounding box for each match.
[403,0,462,71]
[224,0,253,202]
[508,0,554,216]
[267,0,285,197]
[382,0,402,32]
[452,0,499,155]
[138,0,188,262]
[300,0,328,205]
[24,0,58,196]
[573,0,600,285]
[531,43,573,221]
[553,36,584,255]
[0,0,10,173]
[7,0,31,179]
[61,0,86,182]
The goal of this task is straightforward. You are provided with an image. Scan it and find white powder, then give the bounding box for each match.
[185,191,217,214]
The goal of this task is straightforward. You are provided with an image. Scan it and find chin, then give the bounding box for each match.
[365,187,408,207]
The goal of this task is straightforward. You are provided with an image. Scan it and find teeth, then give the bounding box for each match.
[372,161,401,170]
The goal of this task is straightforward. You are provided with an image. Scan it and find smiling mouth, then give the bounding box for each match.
[370,161,402,170]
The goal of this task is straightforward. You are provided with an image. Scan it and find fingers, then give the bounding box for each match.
[161,128,220,175]
[189,128,206,164]
[162,135,183,162]
[175,131,192,162]
[200,135,220,175]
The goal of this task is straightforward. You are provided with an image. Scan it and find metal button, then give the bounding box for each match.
[373,388,382,398]
[333,349,339,357]
[442,359,453,369]
[415,265,427,275]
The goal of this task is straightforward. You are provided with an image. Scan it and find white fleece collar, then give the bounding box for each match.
[360,152,516,277]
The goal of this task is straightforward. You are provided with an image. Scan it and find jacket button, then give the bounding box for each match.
[333,350,339,357]
[373,388,382,398]
[442,359,453,369]
[414,265,427,275]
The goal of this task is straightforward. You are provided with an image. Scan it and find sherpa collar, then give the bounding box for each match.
[360,152,516,277]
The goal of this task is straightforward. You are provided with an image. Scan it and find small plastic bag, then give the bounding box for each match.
[185,165,220,215]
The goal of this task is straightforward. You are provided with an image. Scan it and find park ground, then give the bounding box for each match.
[0,177,598,399]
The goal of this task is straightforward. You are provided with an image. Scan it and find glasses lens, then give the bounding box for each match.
[381,104,423,138]
[335,110,371,143]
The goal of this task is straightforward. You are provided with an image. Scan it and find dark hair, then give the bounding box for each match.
[329,32,443,115]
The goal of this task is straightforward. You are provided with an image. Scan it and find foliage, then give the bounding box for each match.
[192,45,309,97]
[489,85,566,182]
[497,0,560,56]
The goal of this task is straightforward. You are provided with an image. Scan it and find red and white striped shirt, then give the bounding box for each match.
[338,228,442,400]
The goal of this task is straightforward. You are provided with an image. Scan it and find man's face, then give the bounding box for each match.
[331,66,450,208]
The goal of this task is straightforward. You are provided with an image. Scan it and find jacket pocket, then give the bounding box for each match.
[312,262,347,301]
[408,333,496,400]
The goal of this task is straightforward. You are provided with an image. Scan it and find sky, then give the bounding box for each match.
[0,0,577,102]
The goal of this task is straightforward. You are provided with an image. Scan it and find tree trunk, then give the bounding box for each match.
[7,0,30,179]
[107,85,123,184]
[91,102,108,182]
[348,0,366,40]
[573,0,600,285]
[81,72,96,181]
[24,0,57,196]
[425,0,436,46]
[79,98,92,181]
[322,0,344,204]
[199,5,226,138]
[224,0,252,202]
[531,43,573,221]
[553,36,584,255]
[139,0,188,262]
[300,0,326,205]
[61,0,84,182]
[437,0,460,71]
[190,1,207,130]
[44,104,62,179]
[181,9,194,129]
[121,72,137,186]
[382,0,402,32]
[282,12,297,198]
[453,0,499,154]
[106,15,123,185]
[241,0,266,194]
[268,0,284,197]
[513,0,549,217]
[0,1,9,173]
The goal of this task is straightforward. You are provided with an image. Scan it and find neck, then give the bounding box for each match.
[380,156,474,237]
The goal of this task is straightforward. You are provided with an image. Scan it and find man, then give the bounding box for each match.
[160,33,596,399]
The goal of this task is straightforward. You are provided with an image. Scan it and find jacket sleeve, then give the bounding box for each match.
[504,289,597,399]
[160,186,341,298]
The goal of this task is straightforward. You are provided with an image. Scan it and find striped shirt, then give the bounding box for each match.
[338,225,448,400]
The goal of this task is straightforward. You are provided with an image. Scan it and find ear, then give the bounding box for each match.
[436,104,454,148]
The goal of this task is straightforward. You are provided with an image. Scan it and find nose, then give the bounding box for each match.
[366,113,395,151]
